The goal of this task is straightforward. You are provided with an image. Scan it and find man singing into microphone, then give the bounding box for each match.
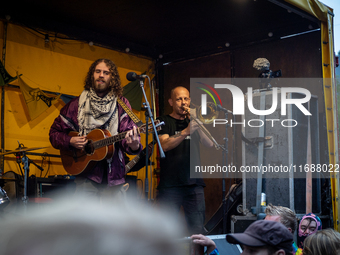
[49,58,142,201]
[157,86,213,234]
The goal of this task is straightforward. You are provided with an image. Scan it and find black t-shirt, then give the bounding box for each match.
[157,115,205,188]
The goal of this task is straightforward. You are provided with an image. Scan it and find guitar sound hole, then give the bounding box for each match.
[84,140,94,155]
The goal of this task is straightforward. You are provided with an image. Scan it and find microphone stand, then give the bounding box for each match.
[139,77,165,200]
[27,157,44,172]
[14,141,29,211]
[21,151,29,211]
[215,105,232,233]
[220,107,233,234]
[13,141,44,212]
[222,110,230,234]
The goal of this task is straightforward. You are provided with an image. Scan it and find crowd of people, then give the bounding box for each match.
[192,204,340,255]
[1,58,339,255]
[1,197,339,255]
[0,196,185,255]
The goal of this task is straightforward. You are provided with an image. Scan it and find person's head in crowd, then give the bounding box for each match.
[0,196,184,255]
[302,228,340,255]
[297,213,322,248]
[265,204,297,234]
[226,220,293,255]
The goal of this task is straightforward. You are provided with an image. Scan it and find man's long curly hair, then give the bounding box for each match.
[84,58,123,97]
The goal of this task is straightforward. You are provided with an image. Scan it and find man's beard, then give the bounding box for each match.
[93,78,111,94]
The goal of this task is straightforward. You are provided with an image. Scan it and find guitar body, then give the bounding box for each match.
[60,129,114,175]
[60,120,162,176]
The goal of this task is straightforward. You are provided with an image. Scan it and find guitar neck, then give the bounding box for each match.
[92,121,159,151]
[93,129,134,150]
[125,155,141,174]
[125,142,153,174]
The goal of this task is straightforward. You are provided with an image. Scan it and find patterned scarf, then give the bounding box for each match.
[78,88,118,137]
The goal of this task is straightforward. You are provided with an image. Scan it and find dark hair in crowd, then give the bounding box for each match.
[84,58,123,97]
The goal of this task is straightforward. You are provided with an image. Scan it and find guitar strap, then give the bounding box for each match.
[117,98,144,127]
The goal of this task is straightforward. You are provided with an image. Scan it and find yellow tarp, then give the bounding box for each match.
[18,76,61,120]
[286,0,330,21]
[286,0,339,231]
[1,22,157,199]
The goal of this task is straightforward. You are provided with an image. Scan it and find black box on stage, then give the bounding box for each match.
[180,235,241,255]
[35,177,76,198]
[230,215,257,233]
[207,235,242,255]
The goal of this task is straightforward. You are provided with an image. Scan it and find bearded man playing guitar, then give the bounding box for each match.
[49,58,142,200]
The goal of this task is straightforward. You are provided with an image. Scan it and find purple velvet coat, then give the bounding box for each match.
[49,96,142,186]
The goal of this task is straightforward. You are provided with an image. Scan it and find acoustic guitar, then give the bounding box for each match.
[60,120,161,175]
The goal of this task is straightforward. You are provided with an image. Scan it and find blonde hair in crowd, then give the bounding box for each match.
[303,228,340,255]
[265,203,298,233]
[0,196,185,255]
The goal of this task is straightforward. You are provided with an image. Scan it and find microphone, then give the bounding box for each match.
[126,72,147,81]
[216,104,233,114]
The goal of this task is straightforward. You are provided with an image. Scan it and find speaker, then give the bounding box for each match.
[204,183,243,234]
